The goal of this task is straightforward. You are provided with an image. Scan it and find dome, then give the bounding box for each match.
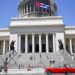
[18,0,57,17]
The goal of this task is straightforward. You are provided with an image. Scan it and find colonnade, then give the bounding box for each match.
[0,40,9,55]
[66,38,75,54]
[18,34,56,53]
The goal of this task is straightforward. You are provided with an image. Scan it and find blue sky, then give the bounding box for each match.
[0,0,75,28]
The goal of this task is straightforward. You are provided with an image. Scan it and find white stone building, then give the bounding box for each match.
[0,1,75,73]
[0,0,75,55]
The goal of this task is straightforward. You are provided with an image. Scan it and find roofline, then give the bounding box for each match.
[65,26,75,29]
[0,28,9,31]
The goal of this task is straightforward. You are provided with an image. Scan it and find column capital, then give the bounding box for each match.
[32,33,35,35]
[46,34,49,35]
[52,33,56,35]
[70,38,72,40]
[18,34,21,36]
[25,33,28,35]
[39,34,42,36]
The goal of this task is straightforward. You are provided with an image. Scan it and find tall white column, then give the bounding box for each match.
[22,6,23,15]
[46,34,49,53]
[30,2,31,12]
[39,34,42,53]
[25,34,28,53]
[18,35,21,53]
[70,38,73,54]
[25,4,26,13]
[32,34,35,53]
[3,40,5,55]
[26,4,28,13]
[53,34,56,52]
[23,6,24,14]
[24,5,25,14]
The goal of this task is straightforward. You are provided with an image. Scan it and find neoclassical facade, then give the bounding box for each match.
[0,0,75,56]
[0,17,75,56]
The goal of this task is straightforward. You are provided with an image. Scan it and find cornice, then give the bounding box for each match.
[11,16,63,21]
[65,26,75,30]
[10,24,64,29]
[0,28,9,32]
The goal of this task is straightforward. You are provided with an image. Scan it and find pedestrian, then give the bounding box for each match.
[0,66,2,72]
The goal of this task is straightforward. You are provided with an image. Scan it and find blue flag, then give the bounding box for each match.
[35,2,49,9]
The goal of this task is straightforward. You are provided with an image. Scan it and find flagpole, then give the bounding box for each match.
[49,0,51,15]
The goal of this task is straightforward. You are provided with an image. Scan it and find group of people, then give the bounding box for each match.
[0,65,8,73]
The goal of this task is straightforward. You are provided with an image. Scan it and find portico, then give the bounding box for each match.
[18,33,56,53]
[10,16,65,54]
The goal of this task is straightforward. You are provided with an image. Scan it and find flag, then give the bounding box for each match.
[35,2,49,9]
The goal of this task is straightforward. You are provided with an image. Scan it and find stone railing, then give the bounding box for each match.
[0,50,16,72]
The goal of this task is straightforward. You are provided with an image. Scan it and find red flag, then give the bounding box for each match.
[35,2,41,7]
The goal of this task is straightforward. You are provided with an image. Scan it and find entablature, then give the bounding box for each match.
[10,16,64,27]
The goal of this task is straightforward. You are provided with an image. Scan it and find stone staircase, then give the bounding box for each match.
[1,50,75,69]
[0,55,4,66]
[8,53,21,69]
[7,51,66,69]
[59,50,75,67]
[0,50,16,67]
[0,51,12,66]
[0,50,75,75]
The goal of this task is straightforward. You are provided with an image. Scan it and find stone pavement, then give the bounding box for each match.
[53,73,75,75]
[0,68,75,75]
[0,73,75,75]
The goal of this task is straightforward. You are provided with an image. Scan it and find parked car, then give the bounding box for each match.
[45,67,75,75]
